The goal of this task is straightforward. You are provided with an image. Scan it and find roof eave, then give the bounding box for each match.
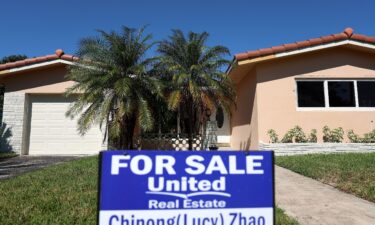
[234,39,375,67]
[0,59,74,76]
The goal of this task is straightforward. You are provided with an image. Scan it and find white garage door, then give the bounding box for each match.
[28,95,104,155]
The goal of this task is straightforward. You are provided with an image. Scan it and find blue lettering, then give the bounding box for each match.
[228,213,267,225]
[229,213,237,225]
[109,215,119,225]
[202,218,209,225]
[239,213,246,224]
[258,216,265,225]
[146,220,155,225]
[136,218,145,225]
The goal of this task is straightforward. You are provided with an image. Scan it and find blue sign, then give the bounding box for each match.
[98,151,275,225]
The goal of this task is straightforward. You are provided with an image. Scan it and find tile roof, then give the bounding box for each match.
[235,28,375,61]
[0,49,78,71]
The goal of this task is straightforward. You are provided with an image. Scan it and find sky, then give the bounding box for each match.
[1,0,375,59]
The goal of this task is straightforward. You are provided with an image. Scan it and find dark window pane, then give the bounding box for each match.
[358,81,375,107]
[328,81,355,107]
[297,81,325,107]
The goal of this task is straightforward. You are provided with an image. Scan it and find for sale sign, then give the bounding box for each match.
[98,151,275,225]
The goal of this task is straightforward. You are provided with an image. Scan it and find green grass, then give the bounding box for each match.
[0,156,98,224]
[0,156,298,225]
[276,152,375,203]
[276,207,299,225]
[0,151,17,160]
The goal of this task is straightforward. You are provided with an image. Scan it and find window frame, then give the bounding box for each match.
[296,79,375,111]
[295,80,325,108]
[356,80,375,107]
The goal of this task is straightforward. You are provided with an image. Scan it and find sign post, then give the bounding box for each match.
[98,151,275,225]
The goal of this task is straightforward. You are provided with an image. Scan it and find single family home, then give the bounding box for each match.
[0,50,107,155]
[0,50,229,155]
[1,27,375,154]
[229,27,375,150]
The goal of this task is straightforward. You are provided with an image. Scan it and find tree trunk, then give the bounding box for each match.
[188,121,193,150]
[187,103,194,151]
[201,108,208,150]
[177,106,181,136]
[119,115,136,150]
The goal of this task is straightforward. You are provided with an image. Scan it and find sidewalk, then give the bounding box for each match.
[276,166,375,225]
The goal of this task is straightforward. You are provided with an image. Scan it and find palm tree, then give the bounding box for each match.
[158,30,236,150]
[65,26,163,149]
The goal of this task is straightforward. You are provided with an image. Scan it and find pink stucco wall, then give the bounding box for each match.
[230,46,375,149]
[0,65,75,93]
[230,68,259,150]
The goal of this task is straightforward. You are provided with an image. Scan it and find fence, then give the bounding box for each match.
[138,133,203,150]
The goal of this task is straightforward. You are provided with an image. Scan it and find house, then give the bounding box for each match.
[228,27,375,150]
[4,27,375,155]
[0,50,107,155]
[0,49,230,155]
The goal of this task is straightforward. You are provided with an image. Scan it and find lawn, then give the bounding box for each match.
[0,151,17,160]
[276,152,375,203]
[0,156,298,225]
[276,207,299,225]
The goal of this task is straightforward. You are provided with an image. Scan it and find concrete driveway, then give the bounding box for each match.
[0,156,81,180]
[276,166,375,225]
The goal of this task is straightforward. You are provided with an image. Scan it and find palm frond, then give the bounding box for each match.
[66,25,161,149]
[157,29,236,149]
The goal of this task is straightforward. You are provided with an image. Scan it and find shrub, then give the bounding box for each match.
[292,126,308,143]
[281,126,308,143]
[281,128,294,143]
[348,129,375,143]
[323,126,344,143]
[267,129,279,143]
[348,130,362,143]
[308,129,317,143]
[269,126,317,143]
[0,123,12,151]
[363,130,375,143]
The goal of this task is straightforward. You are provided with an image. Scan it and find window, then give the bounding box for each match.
[328,81,355,107]
[357,81,375,107]
[297,80,375,109]
[297,81,325,107]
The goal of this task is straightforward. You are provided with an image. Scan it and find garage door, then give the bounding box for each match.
[28,95,104,155]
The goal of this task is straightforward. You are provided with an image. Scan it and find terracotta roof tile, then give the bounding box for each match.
[259,48,274,55]
[321,35,335,43]
[344,27,354,37]
[235,53,248,60]
[295,40,310,48]
[61,54,78,61]
[308,38,322,45]
[15,61,25,67]
[55,49,64,57]
[246,50,261,58]
[0,49,77,71]
[235,28,375,61]
[271,45,286,53]
[351,34,367,42]
[333,33,348,41]
[283,43,299,51]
